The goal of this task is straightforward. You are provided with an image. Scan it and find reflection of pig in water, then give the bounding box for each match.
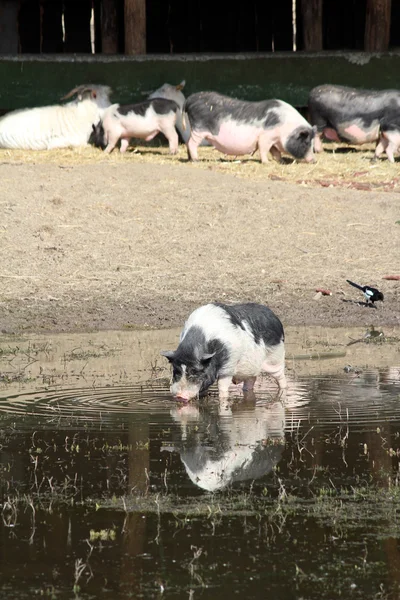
[184,91,316,163]
[166,400,285,492]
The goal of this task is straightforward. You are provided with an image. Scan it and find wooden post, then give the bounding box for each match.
[0,0,19,53]
[365,0,392,52]
[300,0,323,51]
[124,0,146,54]
[101,0,118,53]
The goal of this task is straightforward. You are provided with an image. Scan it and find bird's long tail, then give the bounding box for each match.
[346,279,364,291]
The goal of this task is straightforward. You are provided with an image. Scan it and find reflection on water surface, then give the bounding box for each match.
[0,326,399,599]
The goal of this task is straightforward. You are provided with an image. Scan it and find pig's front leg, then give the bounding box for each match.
[313,133,324,153]
[379,133,399,163]
[217,376,232,399]
[119,138,129,153]
[242,376,257,392]
[372,136,388,161]
[104,134,119,154]
[385,142,397,163]
[270,146,283,163]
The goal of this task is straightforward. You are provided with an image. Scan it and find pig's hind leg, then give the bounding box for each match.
[187,130,206,161]
[104,133,120,154]
[262,343,287,390]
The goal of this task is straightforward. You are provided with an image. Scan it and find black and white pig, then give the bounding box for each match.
[374,114,400,162]
[161,302,287,402]
[308,84,400,158]
[91,98,179,154]
[148,80,210,146]
[148,80,188,143]
[183,91,316,163]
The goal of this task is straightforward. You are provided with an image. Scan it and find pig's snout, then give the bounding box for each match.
[305,154,316,164]
[174,392,191,402]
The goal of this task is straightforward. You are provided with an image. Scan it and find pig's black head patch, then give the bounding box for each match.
[161,326,229,395]
[285,126,316,159]
[89,120,106,150]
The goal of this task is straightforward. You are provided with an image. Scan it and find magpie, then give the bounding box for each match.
[346,280,384,305]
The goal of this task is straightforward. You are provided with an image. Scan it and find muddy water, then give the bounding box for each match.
[0,326,400,599]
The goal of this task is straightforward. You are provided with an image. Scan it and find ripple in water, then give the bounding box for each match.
[0,367,398,433]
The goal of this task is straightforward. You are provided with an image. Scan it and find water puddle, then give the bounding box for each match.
[0,326,399,599]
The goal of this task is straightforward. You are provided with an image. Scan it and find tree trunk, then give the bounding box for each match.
[101,0,118,53]
[124,0,146,54]
[300,0,323,51]
[0,0,19,54]
[365,0,391,51]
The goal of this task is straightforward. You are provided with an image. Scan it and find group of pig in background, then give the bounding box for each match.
[1,80,400,163]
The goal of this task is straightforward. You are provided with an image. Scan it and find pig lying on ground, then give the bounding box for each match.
[161,302,287,402]
[183,91,316,163]
[148,80,210,146]
[91,98,179,154]
[308,84,400,160]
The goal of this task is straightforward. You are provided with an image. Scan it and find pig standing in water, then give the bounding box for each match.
[161,302,287,402]
[308,84,400,159]
[183,91,316,163]
[91,98,179,154]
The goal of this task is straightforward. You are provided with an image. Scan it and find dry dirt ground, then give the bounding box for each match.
[0,143,399,334]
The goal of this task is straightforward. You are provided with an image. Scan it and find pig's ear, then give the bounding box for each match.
[160,350,175,362]
[176,80,186,91]
[201,352,216,363]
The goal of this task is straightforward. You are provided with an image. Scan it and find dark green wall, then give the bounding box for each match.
[0,52,400,112]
